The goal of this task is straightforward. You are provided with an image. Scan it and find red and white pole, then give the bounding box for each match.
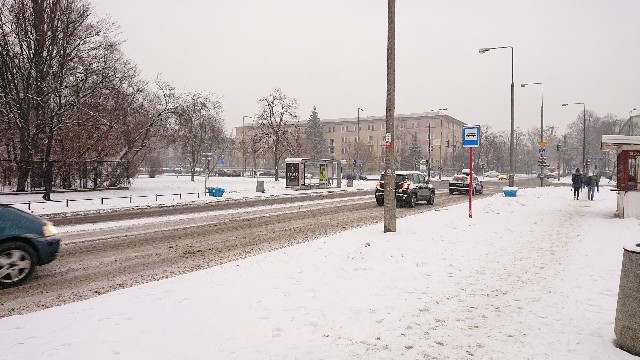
[469,147,473,218]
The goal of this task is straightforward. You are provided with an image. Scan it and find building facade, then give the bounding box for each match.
[620,115,640,136]
[234,111,469,174]
[321,111,468,172]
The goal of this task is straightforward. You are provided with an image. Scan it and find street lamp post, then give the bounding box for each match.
[521,82,544,186]
[479,46,515,187]
[430,108,447,180]
[562,102,586,173]
[242,116,252,177]
[357,107,363,176]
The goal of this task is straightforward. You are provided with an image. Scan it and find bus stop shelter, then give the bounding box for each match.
[601,135,640,219]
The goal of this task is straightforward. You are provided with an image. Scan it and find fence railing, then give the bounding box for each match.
[1,190,217,211]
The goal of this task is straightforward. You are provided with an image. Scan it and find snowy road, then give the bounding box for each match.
[0,179,539,318]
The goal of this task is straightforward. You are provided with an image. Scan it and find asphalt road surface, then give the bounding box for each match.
[0,177,546,318]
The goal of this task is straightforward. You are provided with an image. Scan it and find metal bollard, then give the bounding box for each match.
[66,199,69,207]
[615,242,640,356]
[101,197,104,205]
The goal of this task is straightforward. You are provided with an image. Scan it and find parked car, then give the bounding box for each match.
[484,170,500,178]
[214,169,230,177]
[448,173,484,195]
[342,172,367,180]
[0,205,61,288]
[497,173,508,180]
[259,170,275,177]
[374,171,435,207]
[545,172,558,179]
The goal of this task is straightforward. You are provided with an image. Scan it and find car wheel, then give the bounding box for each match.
[376,197,384,206]
[427,191,435,205]
[449,190,454,195]
[0,242,37,289]
[472,187,476,196]
[407,193,417,208]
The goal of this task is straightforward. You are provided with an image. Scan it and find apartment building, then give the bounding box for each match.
[233,111,468,173]
[322,111,468,171]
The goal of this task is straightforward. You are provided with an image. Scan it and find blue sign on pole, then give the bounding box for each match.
[462,126,480,147]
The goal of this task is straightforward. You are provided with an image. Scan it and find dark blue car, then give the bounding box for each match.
[0,205,61,288]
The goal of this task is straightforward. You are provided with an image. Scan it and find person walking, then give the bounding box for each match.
[571,168,582,200]
[43,161,54,201]
[587,173,600,200]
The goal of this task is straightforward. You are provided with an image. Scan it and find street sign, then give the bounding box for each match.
[538,141,547,148]
[462,126,480,147]
[538,148,546,156]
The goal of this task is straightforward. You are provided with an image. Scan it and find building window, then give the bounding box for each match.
[329,139,335,146]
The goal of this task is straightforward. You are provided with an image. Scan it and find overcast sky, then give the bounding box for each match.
[89,0,639,136]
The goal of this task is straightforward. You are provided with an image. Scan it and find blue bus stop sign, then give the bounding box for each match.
[462,126,480,147]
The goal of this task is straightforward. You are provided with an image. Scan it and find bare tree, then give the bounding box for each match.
[0,0,126,190]
[253,88,302,181]
[171,91,224,181]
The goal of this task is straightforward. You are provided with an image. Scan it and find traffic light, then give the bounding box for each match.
[446,139,450,147]
[556,144,561,151]
[353,159,356,167]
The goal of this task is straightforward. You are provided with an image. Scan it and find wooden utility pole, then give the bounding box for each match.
[383,0,396,233]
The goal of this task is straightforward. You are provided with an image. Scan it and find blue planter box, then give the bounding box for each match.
[206,187,225,197]
[502,187,518,197]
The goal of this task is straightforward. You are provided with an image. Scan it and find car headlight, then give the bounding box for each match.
[42,222,58,237]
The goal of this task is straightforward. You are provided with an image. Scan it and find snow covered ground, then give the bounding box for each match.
[0,174,375,216]
[1,175,639,359]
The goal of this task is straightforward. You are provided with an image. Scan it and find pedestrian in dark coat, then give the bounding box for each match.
[43,161,53,201]
[571,168,582,200]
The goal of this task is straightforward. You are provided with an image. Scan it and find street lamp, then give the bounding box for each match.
[357,107,363,176]
[242,115,252,177]
[427,108,446,179]
[479,46,515,186]
[521,82,544,186]
[562,102,586,173]
[432,108,447,180]
[631,108,638,135]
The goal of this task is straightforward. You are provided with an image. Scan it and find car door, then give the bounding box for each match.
[416,173,428,201]
[473,175,483,193]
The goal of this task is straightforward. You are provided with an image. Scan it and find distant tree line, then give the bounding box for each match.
[1,1,627,192]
